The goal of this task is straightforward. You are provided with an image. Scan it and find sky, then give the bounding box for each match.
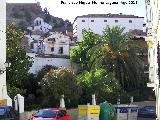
[6,0,146,23]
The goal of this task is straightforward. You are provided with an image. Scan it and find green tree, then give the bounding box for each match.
[41,67,82,107]
[87,26,145,91]
[6,24,33,97]
[24,11,32,23]
[64,19,72,27]
[12,7,24,18]
[17,20,28,31]
[70,29,100,70]
[71,26,147,93]
[77,68,121,104]
[43,7,51,24]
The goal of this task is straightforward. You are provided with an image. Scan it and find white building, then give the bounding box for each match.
[44,32,70,56]
[145,0,160,118]
[27,17,52,33]
[0,0,12,106]
[73,13,145,41]
[26,32,73,74]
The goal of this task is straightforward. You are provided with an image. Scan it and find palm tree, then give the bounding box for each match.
[87,26,145,91]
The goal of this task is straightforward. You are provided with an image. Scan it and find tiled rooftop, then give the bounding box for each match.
[73,13,144,23]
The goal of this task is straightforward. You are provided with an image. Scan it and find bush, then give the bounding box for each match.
[40,67,82,107]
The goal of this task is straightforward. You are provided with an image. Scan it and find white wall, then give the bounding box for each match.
[74,17,144,41]
[0,0,12,105]
[0,0,7,100]
[28,57,72,74]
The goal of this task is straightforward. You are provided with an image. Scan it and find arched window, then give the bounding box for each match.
[36,20,39,25]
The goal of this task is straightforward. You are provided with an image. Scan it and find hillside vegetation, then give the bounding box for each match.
[6,3,72,30]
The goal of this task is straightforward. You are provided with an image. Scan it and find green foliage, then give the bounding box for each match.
[71,26,149,102]
[41,67,82,103]
[64,19,72,27]
[70,29,100,70]
[12,7,24,18]
[7,84,26,98]
[6,24,33,97]
[87,26,144,91]
[43,7,51,24]
[24,11,32,23]
[52,18,65,28]
[77,68,121,103]
[17,20,28,31]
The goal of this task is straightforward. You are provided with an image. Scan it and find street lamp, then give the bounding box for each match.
[0,62,11,75]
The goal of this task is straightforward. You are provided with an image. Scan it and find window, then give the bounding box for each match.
[58,111,64,117]
[59,47,63,54]
[143,24,146,27]
[60,41,66,43]
[91,20,94,22]
[104,20,107,22]
[82,20,85,22]
[40,26,42,30]
[115,20,118,23]
[129,20,132,23]
[30,43,34,49]
[36,20,39,25]
[34,110,57,118]
[51,47,54,52]
[48,38,56,42]
[61,110,67,116]
[0,108,5,116]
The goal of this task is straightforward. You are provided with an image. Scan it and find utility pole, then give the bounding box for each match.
[145,0,160,119]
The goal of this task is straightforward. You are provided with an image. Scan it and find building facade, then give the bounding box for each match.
[0,0,12,106]
[145,0,160,119]
[44,32,70,56]
[73,13,145,41]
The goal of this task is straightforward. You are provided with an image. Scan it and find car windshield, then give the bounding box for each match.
[0,108,6,116]
[34,110,57,118]
[143,106,155,111]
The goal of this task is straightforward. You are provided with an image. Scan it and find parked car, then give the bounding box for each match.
[0,105,19,120]
[28,108,71,120]
[138,106,156,118]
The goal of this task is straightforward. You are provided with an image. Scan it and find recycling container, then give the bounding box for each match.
[114,104,129,120]
[128,104,138,120]
[99,102,117,120]
[78,105,100,120]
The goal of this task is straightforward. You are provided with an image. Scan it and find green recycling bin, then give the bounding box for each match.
[99,102,117,120]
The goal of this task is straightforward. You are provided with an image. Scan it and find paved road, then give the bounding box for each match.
[138,117,155,120]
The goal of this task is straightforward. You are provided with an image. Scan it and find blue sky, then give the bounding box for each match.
[6,0,146,22]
